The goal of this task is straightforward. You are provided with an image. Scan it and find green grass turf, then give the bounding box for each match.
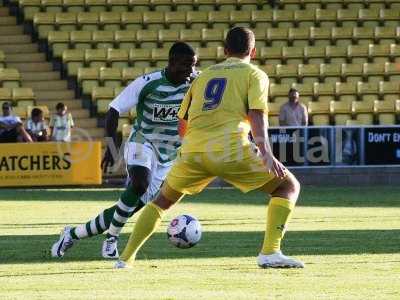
[0,187,400,300]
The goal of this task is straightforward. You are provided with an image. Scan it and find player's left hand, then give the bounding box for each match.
[263,154,286,179]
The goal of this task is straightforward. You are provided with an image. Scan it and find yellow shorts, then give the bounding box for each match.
[165,146,290,196]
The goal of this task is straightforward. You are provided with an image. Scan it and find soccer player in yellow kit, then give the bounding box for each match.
[115,27,305,269]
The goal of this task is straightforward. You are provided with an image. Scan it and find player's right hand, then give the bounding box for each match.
[101,148,114,173]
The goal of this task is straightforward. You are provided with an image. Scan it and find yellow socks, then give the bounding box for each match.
[261,197,295,255]
[120,202,164,263]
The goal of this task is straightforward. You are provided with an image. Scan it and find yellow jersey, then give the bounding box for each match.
[178,57,269,153]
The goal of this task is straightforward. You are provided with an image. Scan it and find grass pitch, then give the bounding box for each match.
[0,186,400,300]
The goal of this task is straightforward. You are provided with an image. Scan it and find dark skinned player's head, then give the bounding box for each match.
[224,27,256,60]
[166,42,197,85]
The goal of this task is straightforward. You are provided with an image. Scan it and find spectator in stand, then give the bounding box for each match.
[0,102,32,143]
[26,107,49,142]
[49,102,74,142]
[279,88,308,127]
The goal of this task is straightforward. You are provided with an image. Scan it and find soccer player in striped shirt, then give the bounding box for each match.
[51,42,197,259]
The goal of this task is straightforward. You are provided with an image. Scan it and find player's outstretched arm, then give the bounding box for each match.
[248,109,286,179]
[101,107,119,173]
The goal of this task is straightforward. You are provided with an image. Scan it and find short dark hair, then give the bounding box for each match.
[288,88,298,95]
[169,42,196,60]
[225,27,255,56]
[31,108,43,117]
[2,102,11,109]
[56,102,66,110]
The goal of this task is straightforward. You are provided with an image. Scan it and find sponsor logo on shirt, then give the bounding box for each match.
[152,104,180,122]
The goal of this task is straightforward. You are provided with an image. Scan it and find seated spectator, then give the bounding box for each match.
[0,102,32,143]
[26,108,49,142]
[49,102,74,142]
[279,88,308,127]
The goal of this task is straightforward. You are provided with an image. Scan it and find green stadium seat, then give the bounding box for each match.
[267,28,289,47]
[180,29,202,48]
[55,12,77,32]
[196,47,218,67]
[165,11,186,29]
[42,0,63,13]
[282,46,304,64]
[363,63,385,82]
[358,8,380,27]
[238,0,259,11]
[330,100,352,125]
[309,27,331,47]
[336,82,357,102]
[92,30,114,49]
[304,45,325,64]
[352,100,374,125]
[100,67,122,88]
[353,27,374,45]
[202,28,224,47]
[48,31,70,58]
[70,30,92,49]
[374,100,397,125]
[107,0,129,12]
[313,82,335,102]
[374,27,400,45]
[331,27,353,47]
[137,29,158,49]
[0,88,12,102]
[85,49,107,69]
[385,62,400,81]
[270,83,292,103]
[78,67,99,95]
[143,11,165,30]
[276,64,298,84]
[194,0,216,12]
[19,0,41,21]
[315,9,336,27]
[260,47,282,65]
[253,28,267,49]
[357,81,379,102]
[151,48,169,67]
[63,49,85,77]
[158,29,180,48]
[230,10,252,28]
[100,11,122,31]
[216,0,237,11]
[27,105,49,119]
[259,64,276,81]
[122,67,144,84]
[13,87,35,108]
[208,11,230,29]
[369,44,391,63]
[379,81,399,101]
[85,0,107,12]
[341,63,363,82]
[320,63,341,83]
[121,12,143,30]
[390,44,400,62]
[186,11,208,29]
[272,9,294,28]
[115,30,137,49]
[346,44,371,65]
[34,12,56,40]
[308,101,330,125]
[172,0,194,11]
[288,27,310,47]
[380,8,400,26]
[92,86,113,104]
[77,12,99,31]
[107,48,129,69]
[0,68,21,88]
[128,0,151,12]
[298,64,319,84]
[251,10,273,28]
[337,8,358,27]
[151,0,173,12]
[63,0,85,12]
[326,45,347,64]
[294,9,315,28]
[266,102,281,127]
[129,48,152,67]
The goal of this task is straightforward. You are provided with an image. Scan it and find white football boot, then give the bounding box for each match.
[114,260,128,269]
[102,236,119,259]
[51,226,75,258]
[257,251,305,268]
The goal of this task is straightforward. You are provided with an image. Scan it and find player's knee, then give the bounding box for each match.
[131,177,150,196]
[272,173,300,202]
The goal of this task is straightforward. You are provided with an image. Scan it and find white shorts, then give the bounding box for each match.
[124,142,171,203]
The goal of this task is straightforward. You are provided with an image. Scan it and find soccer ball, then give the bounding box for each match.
[167,214,202,249]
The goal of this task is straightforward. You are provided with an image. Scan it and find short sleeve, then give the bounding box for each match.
[178,83,193,120]
[248,68,269,111]
[109,76,148,114]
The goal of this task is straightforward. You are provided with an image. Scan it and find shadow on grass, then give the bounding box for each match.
[1,229,399,265]
[1,187,400,207]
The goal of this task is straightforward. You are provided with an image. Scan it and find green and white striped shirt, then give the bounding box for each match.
[110,69,192,165]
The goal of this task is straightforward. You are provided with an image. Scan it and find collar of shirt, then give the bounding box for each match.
[224,57,250,64]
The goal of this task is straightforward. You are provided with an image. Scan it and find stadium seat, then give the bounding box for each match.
[115,30,137,49]
[0,88,12,102]
[121,12,143,30]
[230,10,252,28]
[77,12,99,31]
[107,48,129,69]
[92,86,114,103]
[63,49,85,77]
[294,9,315,28]
[368,44,391,63]
[374,99,397,125]
[0,68,21,88]
[159,29,180,48]
[304,45,325,64]
[33,12,56,40]
[390,44,400,63]
[352,100,374,125]
[315,9,336,27]
[353,27,374,45]
[326,45,347,64]
[165,11,186,29]
[96,99,112,114]
[337,9,358,27]
[309,27,331,47]
[313,82,335,102]
[259,64,276,81]
[107,0,129,12]
[137,29,158,49]
[129,48,152,67]
[13,88,35,107]
[151,0,173,12]
[331,27,353,47]
[92,31,114,49]
[122,67,144,84]
[42,0,63,13]
[385,62,400,81]
[70,30,92,50]
[127,0,150,12]
[55,12,77,31]
[270,83,292,103]
[374,27,400,45]
[216,0,237,11]
[48,31,70,58]
[267,28,288,47]
[260,47,282,65]
[63,0,85,12]
[348,45,369,64]
[208,11,230,29]
[85,0,107,12]
[186,11,208,29]
[357,82,379,103]
[266,102,281,127]
[78,67,99,95]
[100,11,122,31]
[272,9,294,28]
[172,0,193,11]
[330,100,352,125]
[20,0,42,21]
[291,82,313,103]
[380,8,400,26]
[288,27,310,47]
[202,28,224,47]
[319,63,340,84]
[238,0,259,11]
[336,82,357,102]
[151,48,169,67]
[196,48,218,67]
[282,46,304,64]
[100,67,122,87]
[341,63,363,82]
[379,81,399,101]
[253,28,267,49]
[276,64,298,84]
[363,63,385,83]
[179,29,202,48]
[85,48,107,69]
[358,8,380,27]
[251,10,273,28]
[143,11,165,30]
[298,64,319,84]
[308,101,330,125]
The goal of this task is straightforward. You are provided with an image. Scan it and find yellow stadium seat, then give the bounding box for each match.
[91,86,113,104]
[336,82,357,102]
[330,100,352,125]
[230,10,251,27]
[270,83,292,103]
[374,99,397,125]
[55,12,77,31]
[194,0,216,12]
[128,0,151,12]
[260,47,282,65]
[158,29,180,48]
[385,62,400,81]
[129,48,152,67]
[266,28,288,47]
[337,8,358,27]
[85,48,107,69]
[298,64,319,84]
[151,48,169,67]
[85,0,107,12]
[276,64,298,84]
[92,30,114,49]
[309,27,330,47]
[70,30,92,49]
[63,49,85,77]
[151,0,173,12]
[179,29,202,48]
[165,11,186,29]
[288,27,310,47]
[0,68,21,88]
[78,67,99,95]
[282,46,304,64]
[358,8,380,27]
[352,101,374,125]
[208,11,230,29]
[137,29,158,49]
[107,0,129,12]
[13,87,35,107]
[33,12,56,40]
[172,0,193,11]
[379,81,399,101]
[186,11,208,29]
[0,88,12,102]
[48,31,70,58]
[341,63,363,82]
[196,48,218,67]
[326,45,347,64]
[42,0,63,13]
[380,8,400,26]
[100,11,121,31]
[294,9,315,28]
[20,0,41,21]
[216,0,237,11]
[390,44,400,63]
[353,27,374,45]
[77,12,99,31]
[63,0,85,12]
[374,26,400,45]
[272,9,294,28]
[100,67,122,88]
[202,28,224,47]
[115,30,137,49]
[313,82,335,102]
[357,81,379,102]
[315,8,336,27]
[122,67,144,84]
[251,10,273,28]
[107,48,129,69]
[331,27,353,47]
[368,44,391,63]
[143,11,165,30]
[363,63,385,82]
[121,12,143,30]
[308,101,330,125]
[304,45,325,64]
